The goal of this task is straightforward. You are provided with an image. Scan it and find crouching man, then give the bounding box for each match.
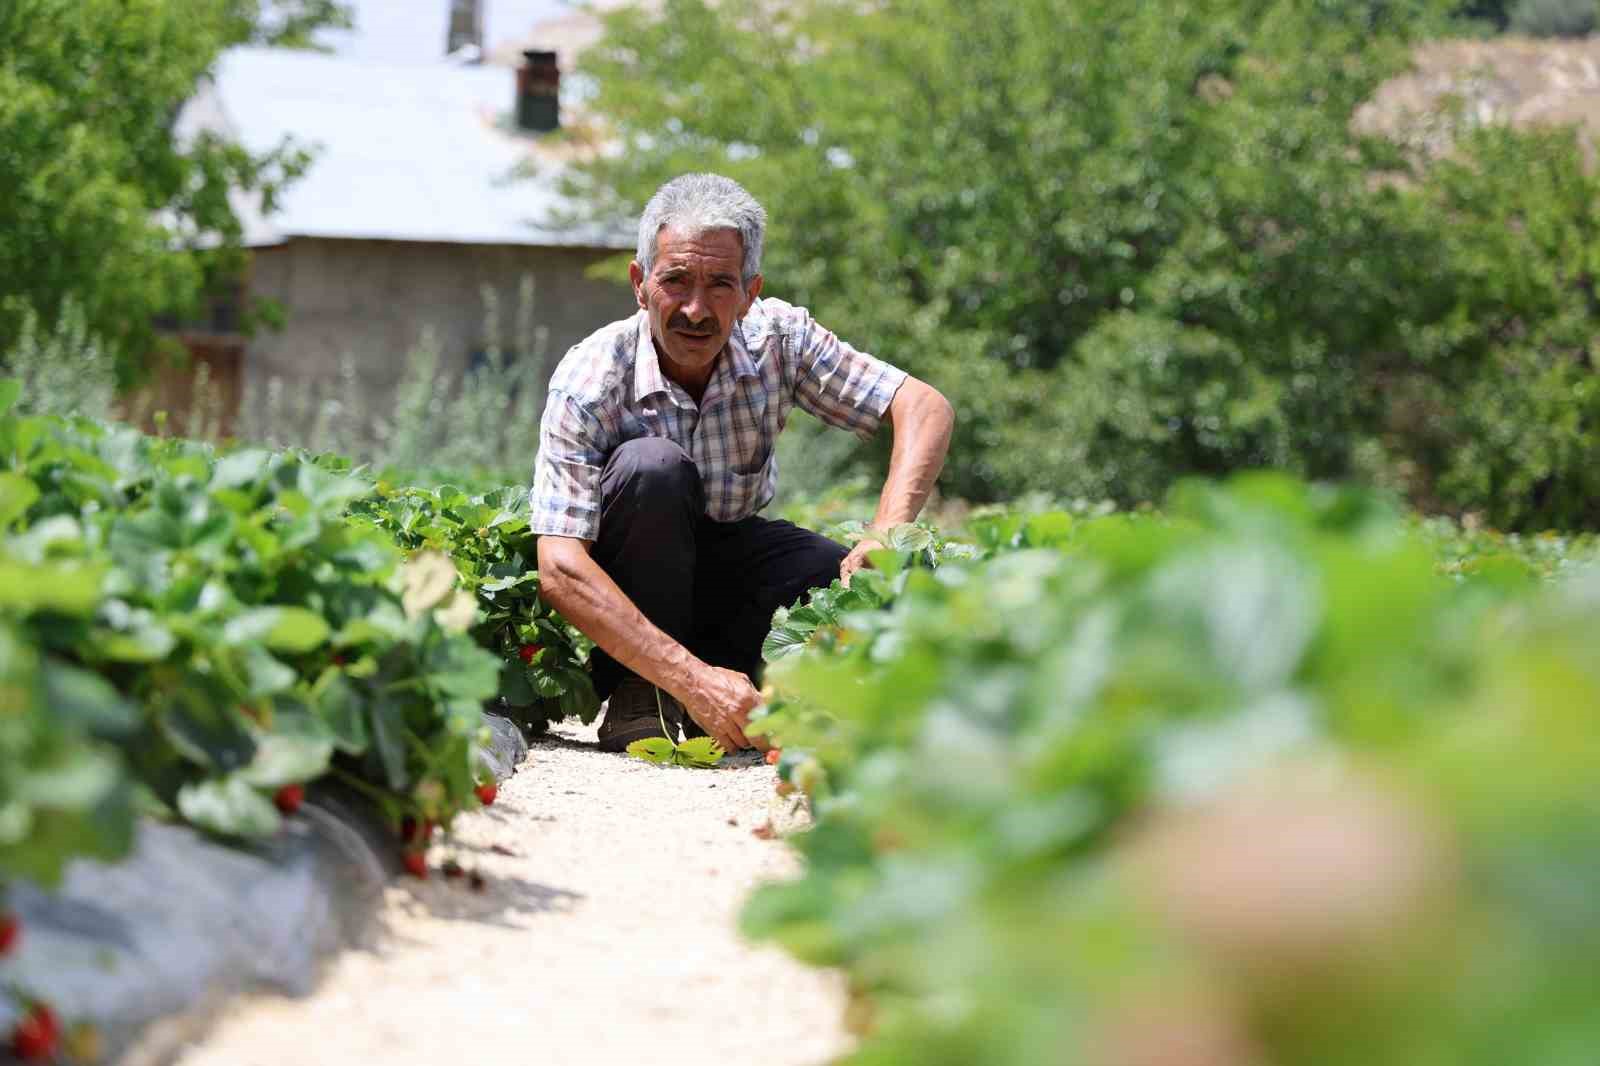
[530,173,954,752]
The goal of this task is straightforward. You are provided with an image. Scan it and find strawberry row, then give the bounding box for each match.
[748,474,1600,1065]
[0,379,593,1059]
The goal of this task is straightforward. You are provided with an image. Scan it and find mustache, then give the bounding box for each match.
[667,314,715,333]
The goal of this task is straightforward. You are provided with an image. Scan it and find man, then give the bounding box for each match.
[531,173,954,753]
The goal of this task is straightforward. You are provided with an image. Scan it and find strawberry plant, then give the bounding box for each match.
[0,379,502,879]
[747,473,1600,1066]
[625,688,725,768]
[350,483,600,736]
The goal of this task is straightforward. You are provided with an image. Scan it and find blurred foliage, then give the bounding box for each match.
[571,0,1600,531]
[0,0,347,387]
[747,473,1600,1066]
[1507,0,1598,34]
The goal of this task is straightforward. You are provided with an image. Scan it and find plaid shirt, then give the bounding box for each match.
[530,297,907,540]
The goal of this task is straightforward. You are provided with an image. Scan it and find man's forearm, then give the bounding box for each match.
[535,538,706,699]
[872,377,955,529]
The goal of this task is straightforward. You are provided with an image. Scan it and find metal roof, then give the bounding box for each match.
[177,46,629,250]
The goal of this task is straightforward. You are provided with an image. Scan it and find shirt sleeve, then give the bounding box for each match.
[528,391,612,540]
[788,307,908,442]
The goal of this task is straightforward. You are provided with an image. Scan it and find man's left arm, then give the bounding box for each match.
[840,376,955,584]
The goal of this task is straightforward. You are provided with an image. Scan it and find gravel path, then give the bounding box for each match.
[172,721,848,1066]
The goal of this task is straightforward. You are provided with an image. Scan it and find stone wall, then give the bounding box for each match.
[243,237,632,428]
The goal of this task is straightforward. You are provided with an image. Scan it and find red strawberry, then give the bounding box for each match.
[764,748,782,766]
[331,653,348,667]
[273,784,304,815]
[0,913,18,956]
[401,851,429,879]
[12,1003,59,1061]
[517,643,543,665]
[400,817,434,845]
[475,782,498,806]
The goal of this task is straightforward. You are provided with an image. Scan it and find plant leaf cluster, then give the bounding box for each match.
[746,472,1600,1064]
[349,483,600,735]
[0,380,503,885]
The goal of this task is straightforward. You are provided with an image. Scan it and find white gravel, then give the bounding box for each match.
[172,721,848,1066]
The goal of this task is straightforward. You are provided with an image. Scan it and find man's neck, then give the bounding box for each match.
[651,337,718,405]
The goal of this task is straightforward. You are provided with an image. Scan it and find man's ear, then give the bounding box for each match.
[739,273,764,318]
[628,260,647,310]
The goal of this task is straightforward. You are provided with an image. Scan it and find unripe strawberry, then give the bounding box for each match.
[273,784,304,815]
[475,782,498,806]
[401,851,429,879]
[0,912,18,955]
[518,643,543,665]
[12,1003,59,1061]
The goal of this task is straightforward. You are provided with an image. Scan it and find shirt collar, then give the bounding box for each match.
[632,311,762,404]
[632,313,672,401]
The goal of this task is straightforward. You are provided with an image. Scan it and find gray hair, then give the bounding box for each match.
[636,173,767,285]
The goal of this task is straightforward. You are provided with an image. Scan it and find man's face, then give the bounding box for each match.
[629,226,762,384]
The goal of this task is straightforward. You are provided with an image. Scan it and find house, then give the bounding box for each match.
[165,34,633,441]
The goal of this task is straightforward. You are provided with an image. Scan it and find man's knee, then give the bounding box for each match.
[601,437,702,511]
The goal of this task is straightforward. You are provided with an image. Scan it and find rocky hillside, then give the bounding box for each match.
[1359,36,1600,158]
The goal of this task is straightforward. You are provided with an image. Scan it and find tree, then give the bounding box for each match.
[566,0,1456,505]
[0,0,349,385]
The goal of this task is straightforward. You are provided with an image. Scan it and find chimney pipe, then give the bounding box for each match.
[446,0,483,59]
[516,50,561,134]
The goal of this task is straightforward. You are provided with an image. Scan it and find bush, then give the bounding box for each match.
[1508,0,1598,35]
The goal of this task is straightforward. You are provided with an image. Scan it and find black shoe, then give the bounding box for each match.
[596,677,683,752]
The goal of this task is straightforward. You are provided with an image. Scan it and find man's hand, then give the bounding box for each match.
[681,666,763,751]
[840,537,885,586]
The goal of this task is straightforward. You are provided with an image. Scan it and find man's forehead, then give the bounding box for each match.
[652,225,744,269]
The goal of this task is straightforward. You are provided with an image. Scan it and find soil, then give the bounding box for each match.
[170,720,847,1066]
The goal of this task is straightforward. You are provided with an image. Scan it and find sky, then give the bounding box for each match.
[317,0,577,62]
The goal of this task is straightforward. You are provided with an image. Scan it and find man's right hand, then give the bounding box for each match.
[681,666,763,751]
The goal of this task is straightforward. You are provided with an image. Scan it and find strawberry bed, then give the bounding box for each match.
[0,379,594,1058]
[749,475,1600,1065]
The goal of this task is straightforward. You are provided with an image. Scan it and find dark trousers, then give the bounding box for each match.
[588,437,847,699]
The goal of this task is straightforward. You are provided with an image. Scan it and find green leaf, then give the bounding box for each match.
[243,645,298,696]
[0,378,20,416]
[177,776,281,837]
[42,662,138,736]
[159,681,257,772]
[314,673,370,753]
[673,736,726,768]
[369,701,410,788]
[238,733,334,788]
[224,606,331,653]
[626,737,677,764]
[500,658,536,706]
[0,472,40,529]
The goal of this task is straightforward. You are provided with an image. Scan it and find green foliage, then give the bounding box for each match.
[0,302,118,422]
[1508,0,1598,34]
[626,735,726,769]
[747,474,1600,1064]
[571,0,1600,530]
[350,481,601,735]
[571,0,1447,498]
[0,0,346,385]
[1381,124,1600,529]
[0,380,504,885]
